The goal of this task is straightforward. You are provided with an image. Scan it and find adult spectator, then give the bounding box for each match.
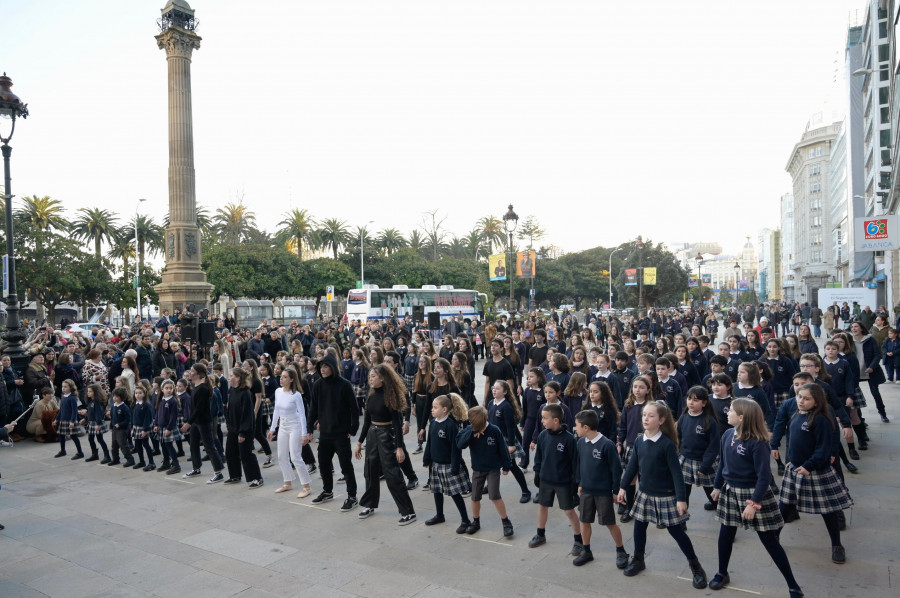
[25,389,58,441]
[265,330,283,360]
[135,335,154,381]
[65,340,86,374]
[81,349,110,396]
[153,338,176,377]
[156,309,171,333]
[808,305,823,338]
[247,330,265,363]
[22,353,51,404]
[858,306,876,330]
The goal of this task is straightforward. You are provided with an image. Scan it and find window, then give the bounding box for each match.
[882,106,890,123]
[879,22,887,39]
[879,44,890,62]
[880,129,891,148]
[811,215,822,226]
[808,149,815,159]
[816,147,823,156]
[810,183,821,193]
[881,69,890,81]
[811,250,822,262]
[880,87,890,105]
[811,198,822,210]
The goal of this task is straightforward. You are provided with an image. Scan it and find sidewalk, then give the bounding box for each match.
[0,378,898,597]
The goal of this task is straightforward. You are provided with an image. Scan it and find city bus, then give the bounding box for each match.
[346,285,486,323]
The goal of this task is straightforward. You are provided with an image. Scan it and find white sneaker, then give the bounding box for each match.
[358,507,375,519]
[0,440,13,447]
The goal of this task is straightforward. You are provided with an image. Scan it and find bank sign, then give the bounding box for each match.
[855,214,900,251]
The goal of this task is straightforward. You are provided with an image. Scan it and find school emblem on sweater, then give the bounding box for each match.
[592,448,603,460]
[735,443,746,456]
[801,421,809,432]
[438,429,446,438]
[486,437,495,445]
[557,442,566,453]
[695,425,705,436]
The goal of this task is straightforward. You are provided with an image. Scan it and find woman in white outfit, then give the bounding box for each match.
[267,367,313,498]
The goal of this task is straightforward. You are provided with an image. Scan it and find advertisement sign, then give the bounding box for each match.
[688,275,698,288]
[702,273,711,285]
[516,251,536,278]
[625,268,638,286]
[489,253,507,281]
[326,285,334,302]
[738,280,749,291]
[855,214,900,251]
[643,267,657,286]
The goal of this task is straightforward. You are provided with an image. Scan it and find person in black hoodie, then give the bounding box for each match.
[223,367,263,487]
[307,353,360,512]
[181,364,226,484]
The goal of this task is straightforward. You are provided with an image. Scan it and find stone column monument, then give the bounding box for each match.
[153,0,212,313]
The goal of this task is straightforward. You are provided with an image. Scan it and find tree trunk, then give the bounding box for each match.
[95,238,102,261]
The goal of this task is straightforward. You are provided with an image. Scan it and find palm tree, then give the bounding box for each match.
[15,195,68,248]
[318,218,351,260]
[377,228,407,255]
[476,215,505,254]
[128,215,165,266]
[71,208,119,260]
[421,210,448,262]
[107,226,136,283]
[446,236,468,260]
[464,229,488,263]
[214,202,257,245]
[276,208,316,260]
[407,229,426,257]
[165,205,213,236]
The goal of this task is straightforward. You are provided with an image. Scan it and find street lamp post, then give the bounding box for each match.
[609,247,621,309]
[695,251,704,307]
[636,236,644,309]
[734,261,742,306]
[134,198,147,323]
[0,73,30,369]
[360,219,374,288]
[503,204,519,311]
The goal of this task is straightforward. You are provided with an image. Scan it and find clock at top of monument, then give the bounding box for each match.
[158,0,198,33]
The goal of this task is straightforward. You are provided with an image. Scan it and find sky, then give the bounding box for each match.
[2,0,865,260]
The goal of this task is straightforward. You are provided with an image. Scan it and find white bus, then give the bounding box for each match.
[346,285,486,323]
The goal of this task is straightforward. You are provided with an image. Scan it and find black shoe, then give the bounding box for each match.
[123,460,135,468]
[703,501,717,511]
[397,514,417,526]
[689,558,707,589]
[182,469,202,479]
[573,550,594,566]
[777,463,785,476]
[306,463,317,474]
[848,448,860,460]
[223,477,242,485]
[143,464,156,472]
[100,457,111,465]
[570,543,584,557]
[262,456,274,468]
[152,449,161,456]
[311,491,334,505]
[166,466,182,475]
[422,482,430,491]
[623,555,645,576]
[455,522,469,534]
[617,503,626,515]
[207,472,224,484]
[248,479,264,488]
[425,515,445,526]
[107,460,120,466]
[620,512,633,523]
[845,461,859,474]
[615,550,629,569]
[340,497,358,512]
[357,507,375,519]
[337,475,346,483]
[85,454,99,463]
[132,461,146,469]
[157,462,170,472]
[465,520,480,535]
[406,478,419,491]
[532,494,540,503]
[528,534,546,548]
[709,573,730,590]
[176,451,186,458]
[502,520,514,537]
[832,545,846,564]
[71,453,84,460]
[54,451,67,458]
[519,491,531,504]
[881,413,890,423]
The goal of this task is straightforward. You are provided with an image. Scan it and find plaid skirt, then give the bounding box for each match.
[773,391,792,410]
[260,399,273,419]
[715,484,783,532]
[620,444,634,470]
[404,374,416,393]
[428,462,472,496]
[679,455,716,487]
[514,441,526,463]
[157,427,183,444]
[851,386,867,409]
[87,421,110,436]
[131,427,150,441]
[779,465,853,514]
[57,421,85,437]
[630,490,689,526]
[353,385,367,404]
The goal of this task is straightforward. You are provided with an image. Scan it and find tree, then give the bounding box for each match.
[367,249,438,288]
[477,216,505,254]
[15,234,99,322]
[71,208,119,260]
[561,247,614,307]
[377,228,407,255]
[129,215,165,267]
[296,258,357,299]
[203,243,299,302]
[718,290,734,305]
[434,257,479,289]
[276,208,316,261]
[318,218,351,260]
[445,236,469,260]
[15,195,67,249]
[613,238,689,309]
[407,229,426,258]
[421,210,448,262]
[517,215,545,250]
[214,202,257,245]
[107,226,136,284]
[464,228,489,263]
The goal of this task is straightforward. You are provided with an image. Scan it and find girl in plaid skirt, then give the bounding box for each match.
[81,383,111,464]
[154,380,183,474]
[423,394,471,533]
[131,383,157,471]
[54,381,85,460]
[676,386,720,511]
[616,401,708,589]
[175,378,191,459]
[616,376,652,522]
[779,383,853,565]
[350,349,371,412]
[710,398,802,596]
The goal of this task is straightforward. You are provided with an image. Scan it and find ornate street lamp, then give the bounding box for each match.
[502,204,519,311]
[0,72,30,368]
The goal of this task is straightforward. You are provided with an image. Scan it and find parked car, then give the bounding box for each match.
[57,322,100,339]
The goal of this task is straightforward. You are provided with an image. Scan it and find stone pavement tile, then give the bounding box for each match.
[231,589,285,598]
[193,554,305,593]
[0,540,42,567]
[309,535,382,561]
[134,530,217,564]
[289,584,365,598]
[182,528,298,567]
[267,550,372,589]
[339,569,430,598]
[90,585,156,598]
[0,511,62,539]
[58,514,140,544]
[65,540,151,574]
[104,552,195,587]
[3,554,73,584]
[410,584,489,598]
[0,579,49,597]
[151,569,249,597]
[27,565,116,598]
[19,526,99,559]
[93,500,172,531]
[151,514,217,540]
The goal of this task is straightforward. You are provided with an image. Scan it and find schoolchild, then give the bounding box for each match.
[530,381,573,444]
[174,378,191,459]
[616,375,651,521]
[108,387,135,467]
[562,372,588,419]
[572,409,627,568]
[663,353,689,397]
[674,346,701,390]
[613,351,636,394]
[131,383,157,471]
[519,367,547,470]
[616,400,708,588]
[822,341,860,460]
[583,380,619,441]
[761,339,798,410]
[591,354,624,408]
[80,383,110,464]
[456,405,514,537]
[703,355,728,389]
[733,362,773,429]
[636,353,656,376]
[422,394,472,532]
[54,380,85,459]
[529,403,582,555]
[655,358,684,417]
[711,398,802,596]
[488,380,532,503]
[677,386,721,510]
[154,379,183,474]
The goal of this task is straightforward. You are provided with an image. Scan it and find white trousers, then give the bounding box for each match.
[277,416,312,486]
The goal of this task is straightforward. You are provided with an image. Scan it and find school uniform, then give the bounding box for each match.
[689,350,709,379]
[156,396,182,444]
[713,429,783,532]
[488,398,524,462]
[349,362,368,408]
[530,401,574,444]
[761,356,798,409]
[131,400,155,465]
[671,369,689,396]
[839,351,869,410]
[341,358,355,382]
[823,358,854,402]
[561,393,585,421]
[733,384,773,428]
[533,425,578,510]
[620,432,688,526]
[724,353,746,385]
[55,394,85,437]
[613,367,635,403]
[710,396,733,432]
[617,401,646,469]
[585,403,618,441]
[592,371,624,409]
[519,388,545,467]
[657,377,684,419]
[676,412,720,487]
[574,433,622,525]
[109,401,133,463]
[882,337,900,381]
[677,361,701,390]
[85,399,109,437]
[457,423,512,501]
[423,416,471,496]
[546,371,571,394]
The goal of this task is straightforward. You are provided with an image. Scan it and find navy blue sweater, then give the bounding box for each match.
[575,434,622,495]
[585,403,617,440]
[761,356,797,394]
[823,358,854,398]
[110,402,132,431]
[786,413,833,472]
[770,397,842,459]
[85,400,106,426]
[713,429,771,502]
[620,433,686,501]
[457,423,512,472]
[657,377,684,418]
[733,385,773,428]
[530,401,573,444]
[487,398,518,448]
[592,371,623,409]
[521,387,545,423]
[676,411,721,473]
[423,416,462,473]
[533,425,577,486]
[131,401,154,431]
[617,401,646,445]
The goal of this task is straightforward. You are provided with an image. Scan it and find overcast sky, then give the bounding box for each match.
[3,0,862,259]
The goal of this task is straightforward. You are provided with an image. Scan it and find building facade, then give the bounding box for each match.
[781,193,796,302]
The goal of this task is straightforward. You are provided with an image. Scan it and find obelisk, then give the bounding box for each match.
[153,0,212,313]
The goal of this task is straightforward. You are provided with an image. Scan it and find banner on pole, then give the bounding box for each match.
[643,267,657,286]
[625,269,637,286]
[489,254,507,281]
[516,251,536,278]
[689,276,698,288]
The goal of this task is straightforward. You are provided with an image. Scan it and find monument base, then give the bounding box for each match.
[155,271,213,313]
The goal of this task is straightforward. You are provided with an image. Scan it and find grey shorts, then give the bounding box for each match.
[579,492,616,525]
[538,483,576,510]
[471,469,502,501]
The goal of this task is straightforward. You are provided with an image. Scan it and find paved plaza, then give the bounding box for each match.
[1,368,899,597]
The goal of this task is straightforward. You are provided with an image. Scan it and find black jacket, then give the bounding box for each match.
[226,387,255,436]
[307,354,359,439]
